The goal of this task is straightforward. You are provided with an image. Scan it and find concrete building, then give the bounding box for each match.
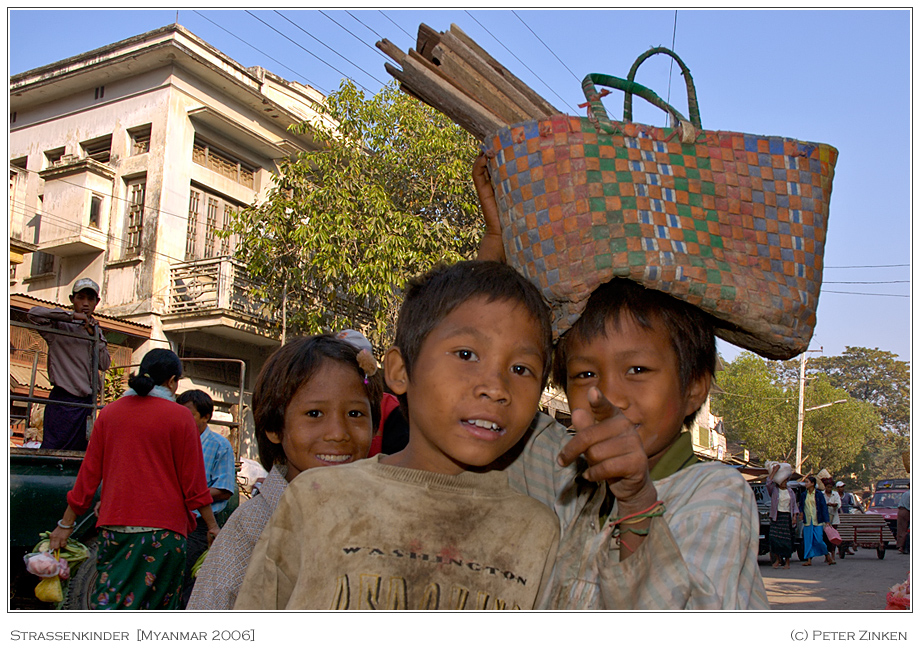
[9,24,328,458]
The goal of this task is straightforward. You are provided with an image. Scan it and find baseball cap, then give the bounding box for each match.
[836,481,845,487]
[72,278,100,298]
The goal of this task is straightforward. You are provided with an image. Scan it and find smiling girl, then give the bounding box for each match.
[188,335,382,609]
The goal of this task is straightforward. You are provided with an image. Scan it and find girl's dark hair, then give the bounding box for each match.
[552,278,716,427]
[253,334,384,471]
[128,348,183,397]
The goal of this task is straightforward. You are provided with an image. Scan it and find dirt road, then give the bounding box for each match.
[761,548,910,610]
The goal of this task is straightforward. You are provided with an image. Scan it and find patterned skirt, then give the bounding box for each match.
[769,511,794,559]
[93,528,187,609]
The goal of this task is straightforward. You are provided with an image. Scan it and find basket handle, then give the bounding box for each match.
[623,47,701,129]
[582,73,692,135]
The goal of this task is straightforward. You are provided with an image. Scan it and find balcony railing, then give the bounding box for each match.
[169,256,274,323]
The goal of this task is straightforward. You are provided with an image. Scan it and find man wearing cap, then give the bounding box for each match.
[27,278,111,451]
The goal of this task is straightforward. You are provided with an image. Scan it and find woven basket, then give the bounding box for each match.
[482,48,837,360]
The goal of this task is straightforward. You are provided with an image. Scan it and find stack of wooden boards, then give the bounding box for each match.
[377,23,559,141]
[835,513,897,558]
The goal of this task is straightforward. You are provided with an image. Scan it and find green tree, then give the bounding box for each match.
[228,80,482,346]
[796,375,879,476]
[711,352,796,463]
[809,347,910,485]
[712,352,881,482]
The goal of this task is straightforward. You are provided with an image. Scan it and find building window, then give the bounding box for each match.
[125,179,146,257]
[44,148,65,168]
[203,197,219,258]
[186,190,200,260]
[129,125,151,155]
[31,251,55,277]
[81,135,112,164]
[94,86,105,100]
[192,138,255,189]
[10,111,16,123]
[221,203,235,255]
[187,185,241,260]
[89,195,103,228]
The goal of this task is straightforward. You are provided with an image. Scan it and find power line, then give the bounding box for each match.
[824,264,909,269]
[821,290,910,298]
[243,11,373,94]
[345,10,384,41]
[463,11,580,116]
[192,10,328,95]
[378,11,414,41]
[823,280,909,284]
[511,10,580,84]
[17,165,235,233]
[318,10,391,63]
[665,10,678,122]
[269,11,386,90]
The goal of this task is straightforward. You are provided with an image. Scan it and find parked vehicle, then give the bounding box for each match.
[866,478,910,545]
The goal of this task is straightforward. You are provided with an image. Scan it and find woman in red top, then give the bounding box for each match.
[50,349,219,609]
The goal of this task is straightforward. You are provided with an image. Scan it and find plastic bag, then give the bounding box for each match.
[24,551,66,579]
[35,575,64,603]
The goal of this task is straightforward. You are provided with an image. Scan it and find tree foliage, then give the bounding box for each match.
[228,80,482,346]
[810,347,910,484]
[712,350,883,485]
[712,353,796,462]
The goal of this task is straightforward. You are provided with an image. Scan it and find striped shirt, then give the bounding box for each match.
[506,413,769,610]
[187,464,288,610]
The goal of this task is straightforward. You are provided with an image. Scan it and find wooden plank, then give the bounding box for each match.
[438,30,550,121]
[448,23,560,117]
[416,23,442,61]
[375,38,406,64]
[384,60,505,140]
[427,43,532,125]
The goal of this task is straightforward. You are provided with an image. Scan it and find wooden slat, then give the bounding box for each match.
[429,42,533,125]
[415,23,442,61]
[376,38,406,64]
[438,30,549,122]
[448,23,559,117]
[383,60,505,140]
[835,513,896,543]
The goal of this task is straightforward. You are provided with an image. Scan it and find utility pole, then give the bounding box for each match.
[795,348,823,473]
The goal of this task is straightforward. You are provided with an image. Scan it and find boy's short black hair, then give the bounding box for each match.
[394,261,553,399]
[552,278,716,427]
[176,389,214,420]
[253,334,384,472]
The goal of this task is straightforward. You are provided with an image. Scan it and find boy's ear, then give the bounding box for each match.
[383,346,408,396]
[266,431,282,445]
[683,372,712,419]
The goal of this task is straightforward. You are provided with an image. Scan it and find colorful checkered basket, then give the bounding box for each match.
[482,48,837,360]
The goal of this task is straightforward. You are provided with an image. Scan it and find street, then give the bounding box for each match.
[761,548,910,610]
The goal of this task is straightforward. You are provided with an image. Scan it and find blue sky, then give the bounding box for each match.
[7,8,912,363]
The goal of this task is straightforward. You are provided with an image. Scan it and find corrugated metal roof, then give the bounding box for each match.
[9,363,52,391]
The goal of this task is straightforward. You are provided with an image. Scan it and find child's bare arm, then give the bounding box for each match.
[473,154,506,263]
[556,387,659,558]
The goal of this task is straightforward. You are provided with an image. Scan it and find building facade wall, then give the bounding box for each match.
[9,25,326,461]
